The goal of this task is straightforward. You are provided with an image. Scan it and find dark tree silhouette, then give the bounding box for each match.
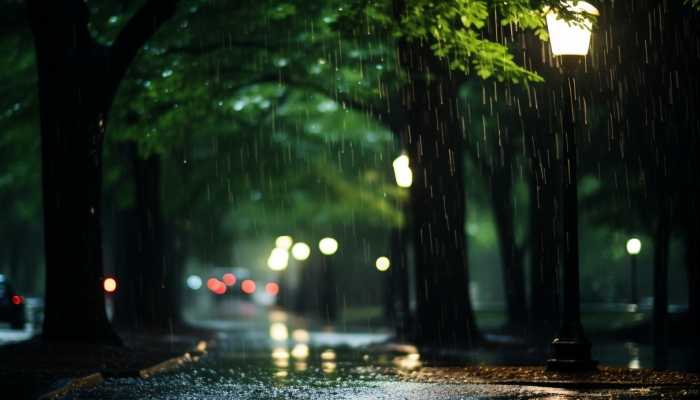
[27,0,178,344]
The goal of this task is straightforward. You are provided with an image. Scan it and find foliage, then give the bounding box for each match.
[334,0,602,83]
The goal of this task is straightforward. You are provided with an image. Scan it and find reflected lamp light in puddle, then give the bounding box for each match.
[291,242,311,261]
[392,154,413,188]
[270,322,289,341]
[545,1,598,57]
[271,346,290,370]
[322,360,337,374]
[292,329,310,343]
[291,344,309,360]
[320,349,336,361]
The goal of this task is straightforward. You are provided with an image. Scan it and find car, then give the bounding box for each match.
[0,274,26,330]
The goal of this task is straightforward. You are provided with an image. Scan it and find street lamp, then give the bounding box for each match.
[626,238,642,305]
[544,0,599,373]
[392,154,413,188]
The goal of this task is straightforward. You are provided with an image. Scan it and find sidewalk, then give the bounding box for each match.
[0,331,209,399]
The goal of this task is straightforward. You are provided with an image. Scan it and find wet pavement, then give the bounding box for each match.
[62,309,700,400]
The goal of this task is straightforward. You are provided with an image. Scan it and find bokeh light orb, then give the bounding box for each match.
[375,256,391,272]
[186,275,203,290]
[626,238,642,255]
[266,282,280,296]
[275,235,294,250]
[268,248,289,271]
[318,237,338,255]
[103,277,117,293]
[241,279,256,294]
[291,242,311,261]
[222,273,237,286]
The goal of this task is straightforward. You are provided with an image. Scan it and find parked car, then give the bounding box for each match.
[0,274,26,330]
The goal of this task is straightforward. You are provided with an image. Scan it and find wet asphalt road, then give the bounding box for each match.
[63,312,699,400]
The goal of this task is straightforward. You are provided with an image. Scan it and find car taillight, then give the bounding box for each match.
[11,295,23,305]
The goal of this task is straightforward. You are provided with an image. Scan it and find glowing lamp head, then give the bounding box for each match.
[375,256,391,272]
[392,154,413,188]
[626,238,642,256]
[103,277,117,294]
[318,237,338,255]
[545,1,598,56]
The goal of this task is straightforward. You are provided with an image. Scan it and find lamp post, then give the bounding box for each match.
[392,154,412,338]
[544,1,599,372]
[626,238,642,306]
[318,237,338,324]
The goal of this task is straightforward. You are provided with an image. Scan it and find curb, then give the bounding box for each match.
[36,340,209,400]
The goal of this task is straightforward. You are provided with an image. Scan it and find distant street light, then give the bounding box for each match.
[626,238,642,305]
[186,275,203,290]
[544,0,599,373]
[626,238,642,256]
[392,154,413,188]
[318,237,339,256]
[276,235,294,250]
[291,242,311,261]
[375,256,391,272]
[103,277,117,294]
[268,247,289,271]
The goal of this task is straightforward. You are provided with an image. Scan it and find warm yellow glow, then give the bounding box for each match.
[291,344,309,360]
[545,1,598,56]
[318,237,339,255]
[268,248,289,271]
[275,235,294,250]
[626,238,642,255]
[269,309,287,322]
[103,277,117,293]
[292,329,310,343]
[320,349,336,361]
[294,361,308,372]
[392,154,413,188]
[375,256,391,272]
[291,242,311,261]
[393,351,422,370]
[322,361,337,374]
[269,322,289,341]
[271,347,290,364]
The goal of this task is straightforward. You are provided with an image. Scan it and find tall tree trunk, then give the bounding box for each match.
[31,5,117,342]
[390,226,411,339]
[114,143,180,332]
[491,153,528,333]
[397,38,478,349]
[652,197,671,370]
[28,0,177,343]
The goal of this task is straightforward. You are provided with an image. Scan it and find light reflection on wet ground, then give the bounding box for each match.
[65,311,700,400]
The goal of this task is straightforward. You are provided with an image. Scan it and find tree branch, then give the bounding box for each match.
[108,0,179,100]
